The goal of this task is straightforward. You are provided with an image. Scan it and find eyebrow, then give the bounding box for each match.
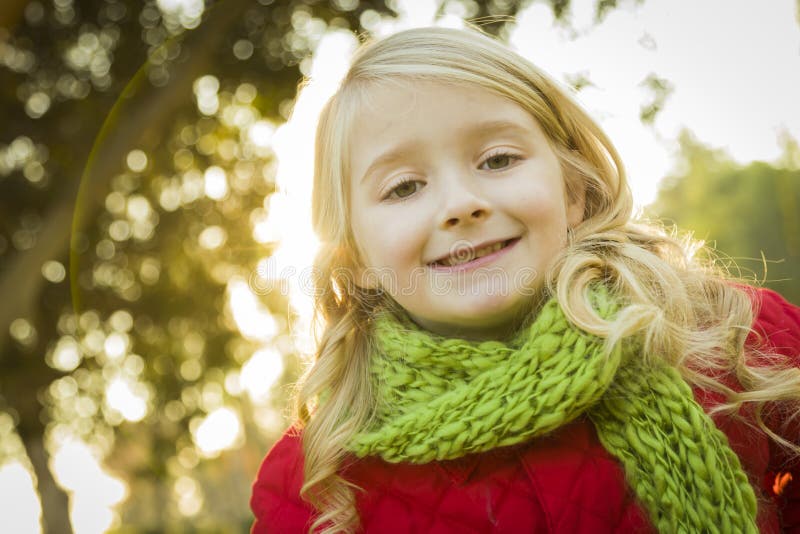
[358,119,534,184]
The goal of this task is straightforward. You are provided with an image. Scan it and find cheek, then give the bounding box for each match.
[350,211,377,268]
[515,197,571,254]
[374,231,423,269]
[352,212,422,270]
[514,189,568,227]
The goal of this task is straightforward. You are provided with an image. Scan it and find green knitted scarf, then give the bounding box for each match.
[347,289,758,533]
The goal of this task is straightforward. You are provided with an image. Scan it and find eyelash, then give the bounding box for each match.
[382,176,420,201]
[480,149,521,171]
[381,150,522,201]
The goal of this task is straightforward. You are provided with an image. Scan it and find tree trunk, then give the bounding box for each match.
[3,3,253,532]
[0,0,30,32]
[0,0,252,356]
[25,435,73,534]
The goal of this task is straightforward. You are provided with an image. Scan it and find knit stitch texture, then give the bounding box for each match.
[347,288,758,533]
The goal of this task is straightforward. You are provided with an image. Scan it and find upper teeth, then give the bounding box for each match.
[438,241,506,266]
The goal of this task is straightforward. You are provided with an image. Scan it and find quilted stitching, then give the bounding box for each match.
[251,430,315,533]
[519,418,653,533]
[353,444,545,532]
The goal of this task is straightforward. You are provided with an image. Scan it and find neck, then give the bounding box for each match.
[388,290,546,342]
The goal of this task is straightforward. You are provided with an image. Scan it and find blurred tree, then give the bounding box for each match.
[649,131,800,305]
[1,0,602,531]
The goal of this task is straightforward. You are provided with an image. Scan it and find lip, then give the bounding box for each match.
[428,237,520,272]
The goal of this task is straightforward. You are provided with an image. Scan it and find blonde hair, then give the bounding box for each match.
[295,26,800,533]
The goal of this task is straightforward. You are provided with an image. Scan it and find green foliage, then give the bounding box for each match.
[0,0,402,531]
[2,0,574,531]
[649,131,800,304]
[639,73,673,125]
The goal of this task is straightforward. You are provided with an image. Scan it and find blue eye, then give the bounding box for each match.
[384,177,423,200]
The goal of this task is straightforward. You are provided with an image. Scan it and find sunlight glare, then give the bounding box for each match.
[240,347,284,403]
[0,461,40,534]
[51,439,127,534]
[192,407,242,457]
[270,29,358,356]
[105,377,148,422]
[203,166,228,200]
[252,194,288,244]
[227,277,277,342]
[248,120,275,148]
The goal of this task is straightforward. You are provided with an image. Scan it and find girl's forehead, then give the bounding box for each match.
[347,79,538,136]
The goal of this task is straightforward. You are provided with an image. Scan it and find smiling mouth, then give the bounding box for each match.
[429,238,520,267]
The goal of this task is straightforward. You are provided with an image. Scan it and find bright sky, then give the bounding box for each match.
[509,0,800,205]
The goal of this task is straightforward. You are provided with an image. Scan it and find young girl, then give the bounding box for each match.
[251,26,800,533]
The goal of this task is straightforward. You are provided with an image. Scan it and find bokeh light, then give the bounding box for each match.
[198,226,227,250]
[227,278,278,342]
[51,439,127,534]
[9,318,37,347]
[203,166,228,200]
[0,462,41,534]
[193,75,220,115]
[25,91,51,118]
[174,475,203,516]
[192,407,242,457]
[49,336,82,372]
[156,0,205,29]
[240,347,285,403]
[104,377,149,422]
[42,260,66,283]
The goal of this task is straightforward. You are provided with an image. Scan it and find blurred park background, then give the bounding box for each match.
[1,0,798,532]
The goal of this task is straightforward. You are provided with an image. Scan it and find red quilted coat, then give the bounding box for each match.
[251,287,800,533]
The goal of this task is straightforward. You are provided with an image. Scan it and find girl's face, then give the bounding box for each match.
[348,81,584,340]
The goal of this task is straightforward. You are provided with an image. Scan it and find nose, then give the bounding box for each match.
[438,179,492,230]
